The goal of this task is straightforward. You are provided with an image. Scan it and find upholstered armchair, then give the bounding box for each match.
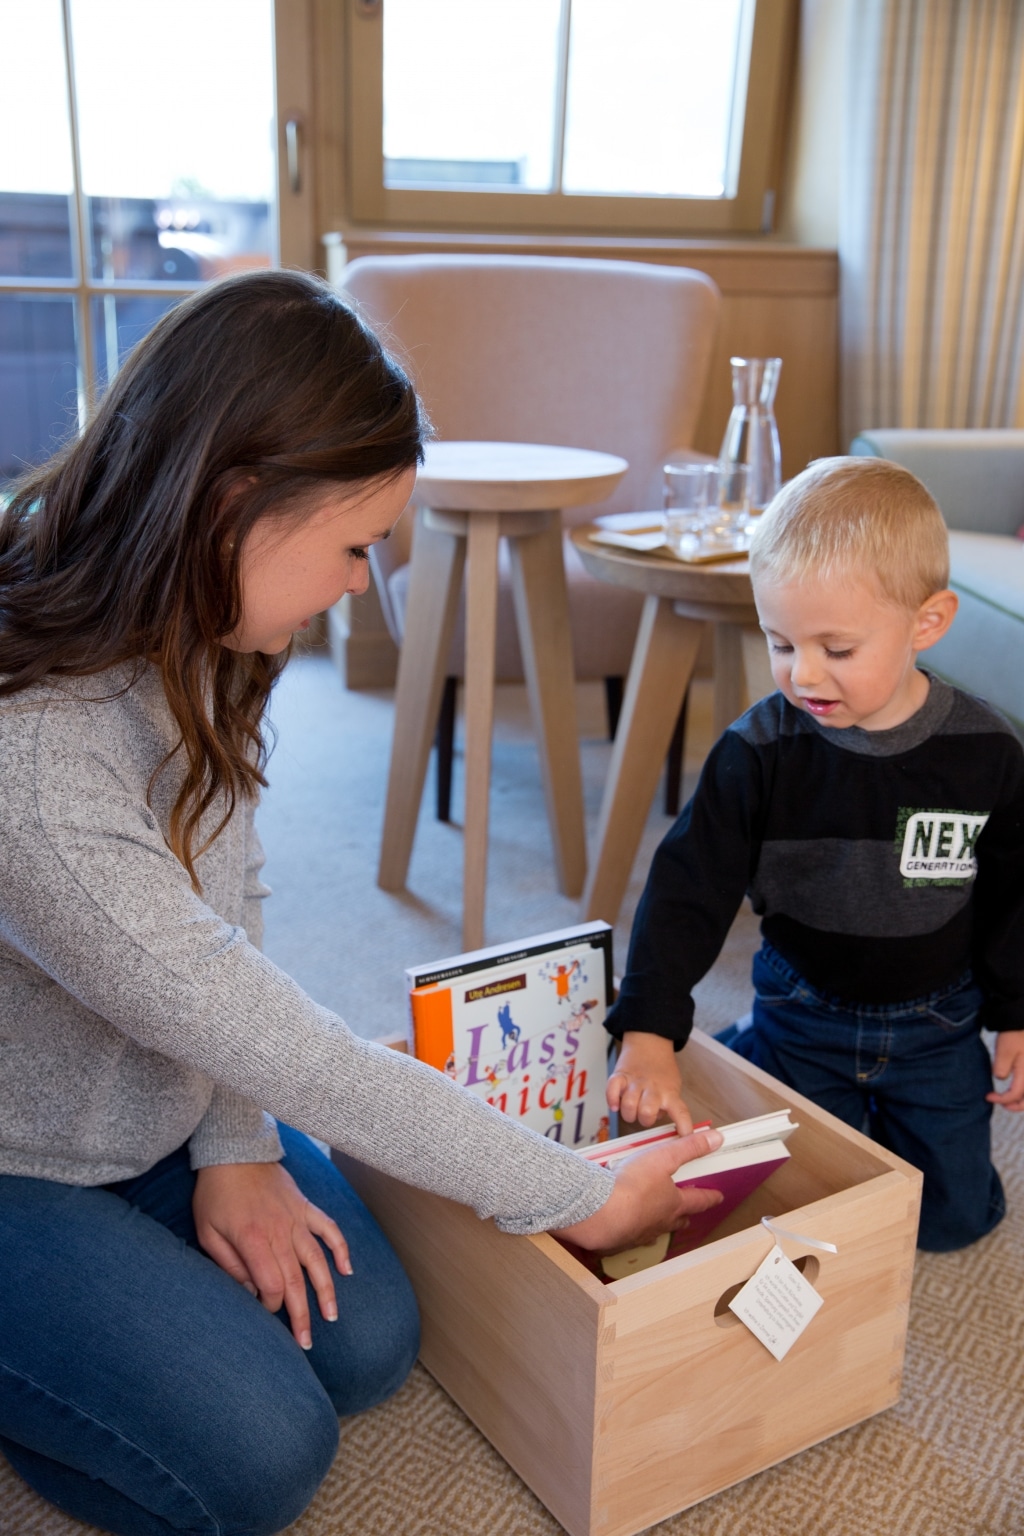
[342,254,721,815]
[851,428,1024,734]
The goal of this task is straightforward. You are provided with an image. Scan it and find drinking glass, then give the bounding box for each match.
[703,463,751,551]
[663,462,719,557]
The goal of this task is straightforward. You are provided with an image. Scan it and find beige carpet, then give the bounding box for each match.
[3,657,1022,1536]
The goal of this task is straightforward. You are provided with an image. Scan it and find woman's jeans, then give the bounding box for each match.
[722,944,1005,1253]
[0,1126,420,1536]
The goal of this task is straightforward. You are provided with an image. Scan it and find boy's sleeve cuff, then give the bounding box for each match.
[604,998,693,1049]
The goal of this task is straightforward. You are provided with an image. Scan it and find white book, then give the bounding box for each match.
[584,1109,797,1181]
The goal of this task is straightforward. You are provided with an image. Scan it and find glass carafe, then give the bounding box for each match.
[719,357,782,514]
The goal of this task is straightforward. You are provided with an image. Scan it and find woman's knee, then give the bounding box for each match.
[352,1272,421,1412]
[313,1261,421,1417]
[273,1134,421,1415]
[206,1372,340,1534]
[0,1362,339,1536]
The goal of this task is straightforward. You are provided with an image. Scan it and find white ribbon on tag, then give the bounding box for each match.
[761,1215,838,1254]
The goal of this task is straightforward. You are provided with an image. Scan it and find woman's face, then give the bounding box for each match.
[223,467,416,655]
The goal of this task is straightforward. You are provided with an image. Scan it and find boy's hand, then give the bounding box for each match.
[606,1031,693,1134]
[553,1128,724,1252]
[987,1030,1024,1110]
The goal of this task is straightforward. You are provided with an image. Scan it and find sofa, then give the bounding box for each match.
[849,429,1024,735]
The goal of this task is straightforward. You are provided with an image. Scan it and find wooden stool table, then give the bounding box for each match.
[379,443,627,950]
[570,523,775,928]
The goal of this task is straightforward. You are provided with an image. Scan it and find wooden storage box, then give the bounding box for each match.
[337,1031,922,1536]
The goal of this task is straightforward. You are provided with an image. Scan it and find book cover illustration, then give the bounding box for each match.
[406,922,613,1149]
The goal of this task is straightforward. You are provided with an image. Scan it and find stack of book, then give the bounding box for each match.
[405,922,797,1279]
[562,1110,798,1280]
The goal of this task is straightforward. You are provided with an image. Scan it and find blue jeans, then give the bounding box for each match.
[721,944,1005,1253]
[0,1126,420,1535]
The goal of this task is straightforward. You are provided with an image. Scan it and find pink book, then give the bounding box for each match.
[559,1111,796,1282]
[662,1142,792,1261]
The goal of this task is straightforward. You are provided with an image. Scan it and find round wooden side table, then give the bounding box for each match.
[570,523,775,928]
[379,442,627,951]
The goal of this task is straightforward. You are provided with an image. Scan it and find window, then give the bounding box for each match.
[0,0,304,486]
[345,0,796,235]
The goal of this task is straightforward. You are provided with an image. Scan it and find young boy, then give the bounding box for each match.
[605,456,1024,1251]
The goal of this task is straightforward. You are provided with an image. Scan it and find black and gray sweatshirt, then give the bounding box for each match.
[606,675,1024,1046]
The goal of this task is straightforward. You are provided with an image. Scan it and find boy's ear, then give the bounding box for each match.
[913,589,958,652]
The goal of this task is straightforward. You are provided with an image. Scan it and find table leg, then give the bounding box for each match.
[462,511,501,951]
[741,625,775,705]
[508,517,587,898]
[712,623,775,740]
[378,510,465,892]
[581,595,703,927]
[712,622,747,738]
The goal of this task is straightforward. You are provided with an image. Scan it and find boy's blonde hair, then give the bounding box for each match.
[749,456,950,610]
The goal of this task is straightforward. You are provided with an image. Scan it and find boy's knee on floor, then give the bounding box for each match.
[917,1179,1006,1253]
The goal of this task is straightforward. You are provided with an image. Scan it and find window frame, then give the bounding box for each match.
[0,0,313,436]
[344,0,797,236]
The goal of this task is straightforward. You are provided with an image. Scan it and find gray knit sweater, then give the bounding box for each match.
[0,664,612,1235]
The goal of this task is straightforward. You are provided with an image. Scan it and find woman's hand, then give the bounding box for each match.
[606,1031,694,1135]
[553,1127,723,1252]
[193,1161,351,1349]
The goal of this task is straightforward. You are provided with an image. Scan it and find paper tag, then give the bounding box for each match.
[728,1243,824,1361]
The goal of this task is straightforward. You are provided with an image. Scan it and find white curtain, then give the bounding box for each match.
[840,0,1024,443]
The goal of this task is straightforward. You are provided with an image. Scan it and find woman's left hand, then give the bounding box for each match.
[193,1161,351,1349]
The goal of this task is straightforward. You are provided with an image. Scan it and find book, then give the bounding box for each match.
[560,1109,797,1281]
[405,921,614,1150]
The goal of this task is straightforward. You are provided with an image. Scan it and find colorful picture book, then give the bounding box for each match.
[560,1109,798,1281]
[406,921,614,1149]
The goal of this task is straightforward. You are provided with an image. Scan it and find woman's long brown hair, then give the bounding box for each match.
[0,269,424,887]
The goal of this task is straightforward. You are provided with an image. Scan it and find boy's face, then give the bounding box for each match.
[753,571,957,731]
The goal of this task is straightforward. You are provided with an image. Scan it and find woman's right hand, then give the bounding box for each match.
[552,1127,723,1252]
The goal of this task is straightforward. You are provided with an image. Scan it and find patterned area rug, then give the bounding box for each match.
[299,1133,1024,1536]
[5,1113,1021,1536]
[3,660,1022,1536]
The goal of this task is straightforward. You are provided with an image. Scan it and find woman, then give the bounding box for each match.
[0,270,719,1536]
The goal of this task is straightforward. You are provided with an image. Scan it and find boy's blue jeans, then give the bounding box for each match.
[720,944,1005,1253]
[0,1125,420,1536]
